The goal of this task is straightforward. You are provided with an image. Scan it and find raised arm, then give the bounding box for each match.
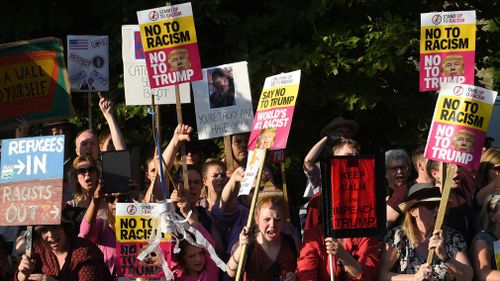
[304,137,329,172]
[219,167,245,212]
[99,94,126,150]
[162,124,193,171]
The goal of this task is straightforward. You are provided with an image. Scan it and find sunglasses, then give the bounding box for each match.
[105,194,131,203]
[76,166,96,175]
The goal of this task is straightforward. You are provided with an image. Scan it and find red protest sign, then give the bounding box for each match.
[321,155,386,238]
[0,179,62,226]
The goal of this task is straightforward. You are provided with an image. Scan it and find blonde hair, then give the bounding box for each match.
[402,208,424,246]
[481,193,500,232]
[476,148,500,189]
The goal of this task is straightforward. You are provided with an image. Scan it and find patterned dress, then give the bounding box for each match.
[384,226,466,281]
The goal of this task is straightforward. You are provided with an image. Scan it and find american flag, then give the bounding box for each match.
[68,39,88,50]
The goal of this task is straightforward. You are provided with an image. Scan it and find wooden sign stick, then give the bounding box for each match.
[224,136,235,172]
[174,83,190,193]
[88,91,92,129]
[235,149,267,281]
[426,163,457,264]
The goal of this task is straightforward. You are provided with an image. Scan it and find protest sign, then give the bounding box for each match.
[425,82,497,169]
[67,35,109,92]
[247,70,301,150]
[419,10,476,92]
[268,149,286,164]
[191,61,254,139]
[116,202,171,279]
[239,149,266,196]
[321,155,386,238]
[0,37,73,131]
[0,135,64,226]
[121,25,190,105]
[137,3,202,88]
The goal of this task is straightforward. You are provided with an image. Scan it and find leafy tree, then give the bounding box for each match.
[1,0,499,201]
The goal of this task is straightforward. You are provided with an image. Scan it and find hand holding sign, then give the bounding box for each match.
[174,123,193,143]
[17,254,35,281]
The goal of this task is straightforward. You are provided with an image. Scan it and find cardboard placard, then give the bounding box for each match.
[321,155,386,238]
[247,70,301,150]
[116,202,171,279]
[121,25,191,105]
[425,83,497,169]
[137,3,202,88]
[191,61,254,139]
[0,37,73,131]
[419,10,476,92]
[67,35,109,92]
[0,135,64,226]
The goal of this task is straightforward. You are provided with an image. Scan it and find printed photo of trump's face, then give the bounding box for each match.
[451,129,475,153]
[442,54,464,77]
[167,48,191,71]
[257,128,277,149]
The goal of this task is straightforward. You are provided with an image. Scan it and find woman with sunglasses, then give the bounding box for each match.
[471,191,500,280]
[68,156,107,218]
[379,186,473,281]
[16,211,111,281]
[79,179,132,278]
[474,148,500,207]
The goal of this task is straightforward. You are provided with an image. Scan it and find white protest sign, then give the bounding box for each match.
[121,25,191,105]
[67,35,109,92]
[191,61,254,139]
[239,149,266,196]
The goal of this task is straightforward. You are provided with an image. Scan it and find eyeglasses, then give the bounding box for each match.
[76,167,96,175]
[493,166,500,172]
[105,194,131,203]
[387,166,409,172]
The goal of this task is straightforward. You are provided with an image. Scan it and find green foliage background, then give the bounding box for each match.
[1,0,499,203]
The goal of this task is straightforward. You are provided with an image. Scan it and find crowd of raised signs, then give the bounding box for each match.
[0,98,499,281]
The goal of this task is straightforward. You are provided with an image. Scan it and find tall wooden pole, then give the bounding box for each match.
[426,163,457,264]
[235,148,267,281]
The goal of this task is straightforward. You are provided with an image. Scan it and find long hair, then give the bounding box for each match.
[480,193,500,232]
[72,155,100,204]
[475,148,500,190]
[402,209,424,246]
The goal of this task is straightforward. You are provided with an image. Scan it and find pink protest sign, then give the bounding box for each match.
[419,10,476,92]
[137,3,202,88]
[248,70,301,150]
[116,203,172,279]
[425,83,497,169]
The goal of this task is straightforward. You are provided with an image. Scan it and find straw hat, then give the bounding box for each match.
[398,185,441,212]
[257,182,284,200]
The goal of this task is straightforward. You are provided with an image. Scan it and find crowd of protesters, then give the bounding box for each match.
[0,95,499,281]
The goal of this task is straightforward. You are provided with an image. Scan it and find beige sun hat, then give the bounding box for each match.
[398,185,442,212]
